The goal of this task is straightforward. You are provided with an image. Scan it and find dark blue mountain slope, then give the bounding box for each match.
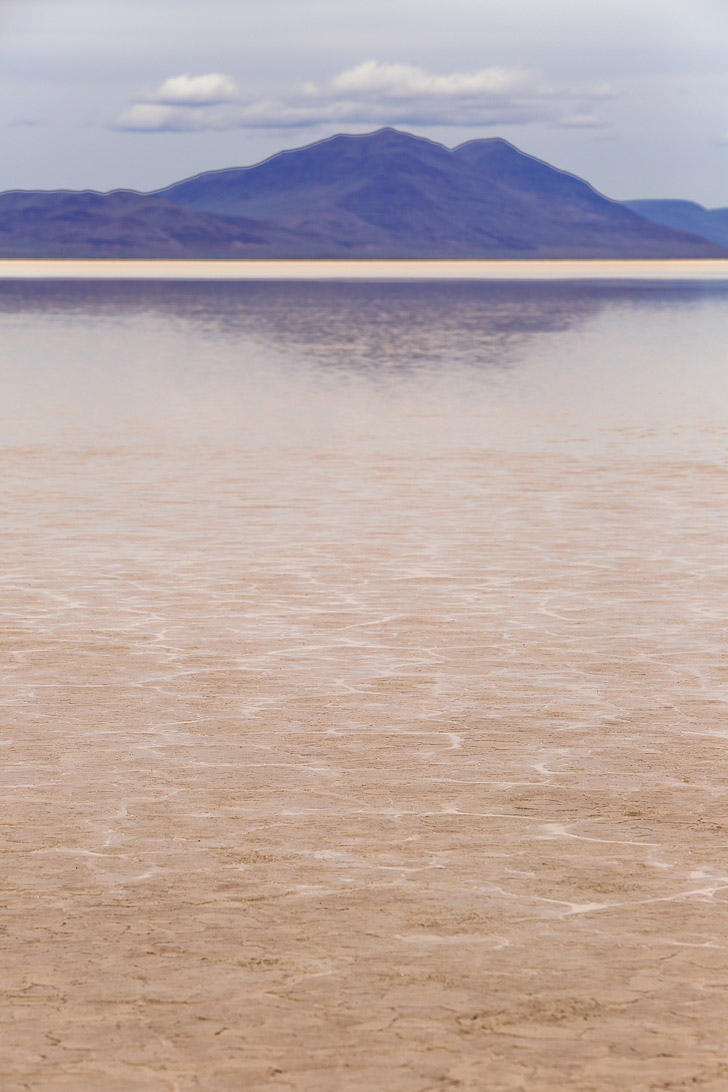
[0,129,723,258]
[155,129,724,258]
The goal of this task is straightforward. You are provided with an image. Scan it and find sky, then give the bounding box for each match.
[2,0,728,204]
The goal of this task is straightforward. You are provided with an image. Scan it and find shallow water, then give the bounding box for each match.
[3,279,728,1091]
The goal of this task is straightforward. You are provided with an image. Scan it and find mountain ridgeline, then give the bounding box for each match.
[0,128,724,259]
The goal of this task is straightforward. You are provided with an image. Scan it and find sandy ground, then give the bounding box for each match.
[3,431,728,1091]
[2,257,728,280]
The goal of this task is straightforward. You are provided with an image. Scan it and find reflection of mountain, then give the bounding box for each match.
[1,277,722,376]
[0,129,724,258]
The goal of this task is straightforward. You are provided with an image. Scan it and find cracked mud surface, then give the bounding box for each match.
[2,279,728,1090]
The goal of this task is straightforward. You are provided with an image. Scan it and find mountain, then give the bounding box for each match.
[0,128,724,259]
[624,199,728,250]
[0,189,326,258]
[156,129,721,258]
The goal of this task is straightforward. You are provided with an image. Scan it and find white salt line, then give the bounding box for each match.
[2,258,728,281]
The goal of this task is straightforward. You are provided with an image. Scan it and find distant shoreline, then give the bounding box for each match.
[2,258,728,281]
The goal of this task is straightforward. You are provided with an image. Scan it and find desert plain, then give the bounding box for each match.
[2,274,728,1091]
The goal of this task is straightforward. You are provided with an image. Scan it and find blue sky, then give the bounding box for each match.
[2,0,728,204]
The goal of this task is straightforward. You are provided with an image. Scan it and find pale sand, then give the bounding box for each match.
[2,257,728,280]
[3,443,728,1091]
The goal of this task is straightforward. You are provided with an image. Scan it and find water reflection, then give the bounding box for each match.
[0,278,720,369]
[0,278,727,456]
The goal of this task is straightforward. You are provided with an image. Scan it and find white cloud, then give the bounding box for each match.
[321,60,537,98]
[114,60,615,133]
[143,72,239,106]
[115,72,240,130]
[115,102,231,132]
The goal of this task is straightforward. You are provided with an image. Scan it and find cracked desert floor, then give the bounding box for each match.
[2,275,728,1091]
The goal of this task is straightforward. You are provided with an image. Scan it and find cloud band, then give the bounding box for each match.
[114,61,615,133]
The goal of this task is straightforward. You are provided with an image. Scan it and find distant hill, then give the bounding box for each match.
[0,128,724,259]
[624,199,728,250]
[0,190,326,258]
